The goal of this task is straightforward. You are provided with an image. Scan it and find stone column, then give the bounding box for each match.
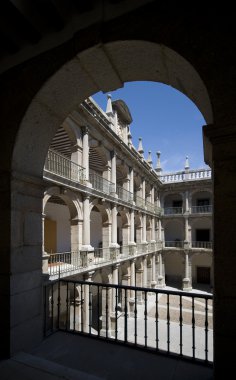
[129,258,136,316]
[157,252,165,288]
[71,218,82,265]
[136,265,143,304]
[71,144,83,181]
[158,219,163,241]
[184,217,189,249]
[184,190,189,213]
[42,213,50,275]
[82,271,94,333]
[112,263,120,330]
[129,167,134,194]
[182,251,192,291]
[81,195,93,265]
[151,185,155,204]
[82,126,90,183]
[110,203,119,261]
[142,213,147,243]
[110,203,119,247]
[142,178,146,201]
[111,150,117,194]
[142,255,148,288]
[203,124,236,375]
[129,208,135,245]
[151,253,157,288]
[151,217,156,242]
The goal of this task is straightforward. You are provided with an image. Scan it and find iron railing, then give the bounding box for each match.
[48,251,83,276]
[44,149,85,182]
[163,207,183,215]
[164,241,184,248]
[44,279,213,363]
[191,205,212,214]
[134,195,145,208]
[191,241,213,249]
[116,185,133,203]
[89,172,115,195]
[146,200,154,213]
[46,243,162,278]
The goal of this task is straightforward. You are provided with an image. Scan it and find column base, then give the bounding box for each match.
[157,275,166,288]
[80,245,94,252]
[109,243,120,248]
[151,280,157,289]
[42,252,50,274]
[182,277,192,291]
[80,246,94,267]
[85,181,92,188]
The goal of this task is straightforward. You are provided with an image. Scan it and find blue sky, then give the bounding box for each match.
[92,81,208,173]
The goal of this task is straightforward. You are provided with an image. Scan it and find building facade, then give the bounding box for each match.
[42,95,213,293]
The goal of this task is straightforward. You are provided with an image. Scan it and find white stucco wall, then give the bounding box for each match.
[45,202,71,252]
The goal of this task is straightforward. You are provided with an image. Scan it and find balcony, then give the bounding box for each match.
[163,207,183,215]
[191,205,212,214]
[159,168,211,183]
[89,172,115,195]
[134,194,145,208]
[164,241,184,248]
[44,279,213,364]
[46,243,162,279]
[191,241,213,249]
[44,149,85,183]
[116,185,133,203]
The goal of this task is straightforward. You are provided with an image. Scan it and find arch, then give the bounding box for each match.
[43,186,82,220]
[12,40,212,178]
[90,199,110,224]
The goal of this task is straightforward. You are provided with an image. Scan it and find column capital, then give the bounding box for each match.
[111,149,116,158]
[113,263,120,270]
[84,270,95,281]
[81,126,89,135]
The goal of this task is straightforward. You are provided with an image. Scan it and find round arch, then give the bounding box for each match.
[12,40,212,178]
[43,186,82,219]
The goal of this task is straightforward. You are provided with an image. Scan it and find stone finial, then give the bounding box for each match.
[185,156,190,170]
[156,151,162,173]
[147,150,153,167]
[138,137,144,157]
[106,94,113,116]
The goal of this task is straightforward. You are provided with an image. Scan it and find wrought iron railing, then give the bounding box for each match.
[134,195,145,208]
[44,149,85,182]
[191,205,212,214]
[116,186,133,203]
[191,241,213,249]
[48,251,83,276]
[46,243,162,278]
[44,279,213,363]
[146,200,154,213]
[164,241,184,248]
[89,172,115,195]
[163,207,183,215]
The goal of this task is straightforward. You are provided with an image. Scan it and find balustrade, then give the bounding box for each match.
[44,149,85,182]
[159,168,211,183]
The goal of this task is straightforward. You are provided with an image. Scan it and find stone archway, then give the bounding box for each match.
[8,40,213,356]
